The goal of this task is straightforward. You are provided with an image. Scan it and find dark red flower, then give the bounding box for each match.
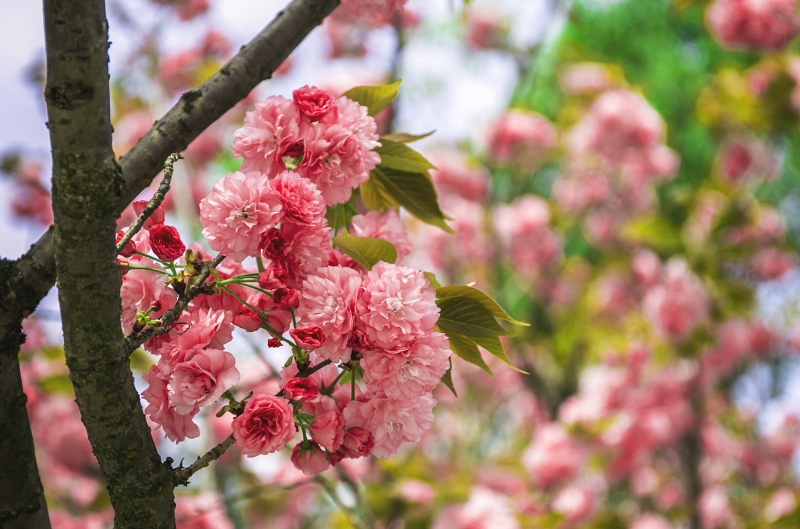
[148,223,186,262]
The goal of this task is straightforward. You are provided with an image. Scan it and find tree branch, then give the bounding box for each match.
[173,435,236,486]
[116,153,181,254]
[124,254,225,353]
[44,0,175,527]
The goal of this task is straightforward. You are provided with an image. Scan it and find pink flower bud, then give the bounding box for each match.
[233,306,262,332]
[132,200,165,230]
[290,441,331,476]
[268,337,282,348]
[310,409,345,451]
[293,85,335,121]
[258,266,289,290]
[283,377,319,402]
[289,325,327,350]
[273,288,300,310]
[148,224,186,262]
[116,230,137,257]
[339,427,374,459]
[232,393,296,457]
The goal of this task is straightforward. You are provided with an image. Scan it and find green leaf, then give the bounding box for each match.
[342,80,402,116]
[436,296,514,338]
[620,215,682,252]
[39,374,74,396]
[440,358,457,397]
[360,176,399,212]
[376,139,437,173]
[381,131,435,143]
[331,229,397,270]
[424,271,441,290]
[469,335,528,374]
[445,330,493,376]
[437,285,529,326]
[372,167,454,233]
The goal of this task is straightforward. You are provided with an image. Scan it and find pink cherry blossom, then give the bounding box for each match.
[560,63,613,95]
[142,366,201,443]
[751,247,796,280]
[292,85,335,121]
[232,393,296,457]
[358,262,439,352]
[433,486,520,529]
[343,391,436,458]
[263,222,333,289]
[119,257,178,333]
[199,171,283,262]
[232,96,308,175]
[428,149,491,202]
[707,0,798,50]
[296,266,363,362]
[522,423,585,487]
[290,441,332,476]
[552,483,595,523]
[310,409,345,451]
[338,0,409,26]
[298,123,372,205]
[270,170,326,226]
[175,493,233,529]
[339,426,375,458]
[349,209,413,264]
[644,258,709,340]
[487,110,557,165]
[630,514,672,529]
[166,346,240,415]
[494,196,561,272]
[361,332,451,399]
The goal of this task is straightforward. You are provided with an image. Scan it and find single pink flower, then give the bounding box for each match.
[232,96,309,175]
[707,0,798,51]
[310,409,345,451]
[296,266,363,362]
[361,332,451,399]
[270,170,326,226]
[343,391,436,458]
[522,423,584,487]
[167,347,240,415]
[643,258,709,340]
[290,324,327,350]
[283,377,320,402]
[358,262,439,353]
[339,427,375,458]
[263,222,333,289]
[199,171,283,262]
[148,223,186,262]
[293,85,335,121]
[232,393,296,457]
[290,441,332,476]
[142,366,200,443]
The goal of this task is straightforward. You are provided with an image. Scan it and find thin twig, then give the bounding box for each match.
[174,435,235,486]
[116,153,181,254]
[125,253,225,353]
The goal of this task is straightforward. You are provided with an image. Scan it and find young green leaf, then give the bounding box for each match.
[424,271,442,290]
[376,139,437,173]
[360,175,398,212]
[371,167,454,233]
[342,80,402,116]
[468,335,528,374]
[444,330,493,376]
[440,358,458,397]
[381,131,435,143]
[331,229,398,270]
[436,285,529,326]
[436,296,515,337]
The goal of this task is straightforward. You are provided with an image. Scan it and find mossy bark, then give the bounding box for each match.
[44,1,175,527]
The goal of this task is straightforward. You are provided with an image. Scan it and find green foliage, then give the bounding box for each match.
[331,230,398,270]
[343,80,402,116]
[381,131,435,143]
[368,167,454,233]
[436,285,529,326]
[375,139,437,173]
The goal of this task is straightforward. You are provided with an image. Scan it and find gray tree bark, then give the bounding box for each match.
[44,0,175,527]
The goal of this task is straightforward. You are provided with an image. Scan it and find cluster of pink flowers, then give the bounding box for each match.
[487,110,558,167]
[113,83,456,477]
[231,86,380,205]
[493,196,561,276]
[706,0,799,50]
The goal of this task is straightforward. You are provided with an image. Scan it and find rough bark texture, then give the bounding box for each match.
[0,260,50,529]
[44,1,175,528]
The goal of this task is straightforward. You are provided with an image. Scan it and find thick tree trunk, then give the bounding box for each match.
[44,1,175,527]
